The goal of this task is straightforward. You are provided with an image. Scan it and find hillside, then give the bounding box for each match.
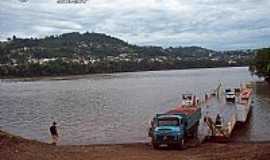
[0,32,218,60]
[0,32,254,77]
[0,32,253,61]
[0,32,133,62]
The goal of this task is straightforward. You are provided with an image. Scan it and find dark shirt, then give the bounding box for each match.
[50,125,58,136]
[215,115,222,125]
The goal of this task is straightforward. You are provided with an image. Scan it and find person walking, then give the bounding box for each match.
[49,121,59,145]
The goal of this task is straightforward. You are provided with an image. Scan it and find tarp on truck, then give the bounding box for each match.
[166,106,198,116]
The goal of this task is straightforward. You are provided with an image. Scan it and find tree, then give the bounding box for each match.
[250,48,270,82]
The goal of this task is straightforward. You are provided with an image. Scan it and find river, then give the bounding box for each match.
[0,67,269,145]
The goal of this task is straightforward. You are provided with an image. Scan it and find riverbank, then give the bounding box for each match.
[0,66,248,81]
[1,130,270,160]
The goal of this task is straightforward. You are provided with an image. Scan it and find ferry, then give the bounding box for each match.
[235,87,252,122]
[203,83,253,140]
[224,84,253,123]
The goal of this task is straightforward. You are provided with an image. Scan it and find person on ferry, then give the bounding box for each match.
[215,114,222,128]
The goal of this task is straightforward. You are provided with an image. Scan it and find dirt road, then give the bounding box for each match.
[1,130,270,160]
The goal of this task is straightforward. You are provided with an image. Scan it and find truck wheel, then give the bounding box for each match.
[193,126,198,137]
[179,139,185,149]
[152,142,160,149]
[192,123,199,138]
[151,139,160,149]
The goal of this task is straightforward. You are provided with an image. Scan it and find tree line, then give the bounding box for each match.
[0,58,250,78]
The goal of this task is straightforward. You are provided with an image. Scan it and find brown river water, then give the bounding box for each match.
[0,67,269,145]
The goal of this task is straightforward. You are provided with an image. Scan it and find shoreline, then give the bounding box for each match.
[0,66,248,81]
[1,130,270,160]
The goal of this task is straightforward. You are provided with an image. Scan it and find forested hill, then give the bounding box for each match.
[0,32,133,60]
[0,32,255,77]
[0,32,250,60]
[250,48,270,82]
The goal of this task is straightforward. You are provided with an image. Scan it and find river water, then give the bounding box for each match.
[0,67,269,145]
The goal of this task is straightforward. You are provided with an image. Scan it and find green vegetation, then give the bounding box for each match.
[0,32,254,78]
[250,48,270,82]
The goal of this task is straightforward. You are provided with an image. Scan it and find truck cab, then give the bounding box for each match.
[149,114,185,149]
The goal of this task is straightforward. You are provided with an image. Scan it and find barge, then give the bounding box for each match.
[148,82,253,148]
[203,83,253,140]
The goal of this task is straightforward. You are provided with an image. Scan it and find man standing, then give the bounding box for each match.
[49,122,59,145]
[215,114,222,128]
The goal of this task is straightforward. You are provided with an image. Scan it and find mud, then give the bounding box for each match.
[1,130,270,160]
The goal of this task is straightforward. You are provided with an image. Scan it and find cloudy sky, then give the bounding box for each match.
[0,0,270,50]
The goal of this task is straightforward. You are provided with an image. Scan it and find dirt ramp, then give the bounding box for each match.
[1,130,270,160]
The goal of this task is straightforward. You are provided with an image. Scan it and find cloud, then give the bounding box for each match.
[0,0,270,50]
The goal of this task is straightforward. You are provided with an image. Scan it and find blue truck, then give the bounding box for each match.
[148,94,202,149]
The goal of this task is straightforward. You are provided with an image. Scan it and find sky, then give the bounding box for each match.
[0,0,270,50]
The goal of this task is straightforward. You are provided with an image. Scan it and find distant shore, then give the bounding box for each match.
[1,130,270,160]
[0,66,248,81]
